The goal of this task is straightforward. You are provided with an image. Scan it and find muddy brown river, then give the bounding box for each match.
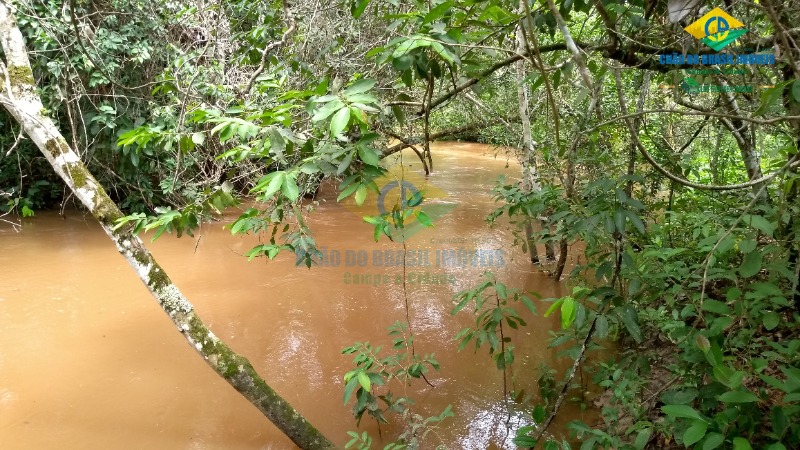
[0,143,594,449]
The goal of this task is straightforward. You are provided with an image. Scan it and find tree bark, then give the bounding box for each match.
[515,8,541,265]
[0,2,335,448]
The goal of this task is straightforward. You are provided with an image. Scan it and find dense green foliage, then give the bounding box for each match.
[3,0,800,448]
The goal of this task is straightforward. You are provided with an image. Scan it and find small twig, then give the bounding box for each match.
[244,0,297,93]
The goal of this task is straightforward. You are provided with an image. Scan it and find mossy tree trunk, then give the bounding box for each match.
[0,3,335,448]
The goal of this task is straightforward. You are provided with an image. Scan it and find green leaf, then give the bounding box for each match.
[544,298,565,317]
[416,210,433,227]
[343,376,359,404]
[391,104,406,125]
[343,79,376,96]
[351,0,370,19]
[738,239,757,254]
[300,162,320,174]
[741,214,776,237]
[312,100,345,122]
[595,315,609,338]
[739,250,762,277]
[661,405,708,422]
[618,305,643,343]
[702,300,732,316]
[330,107,351,136]
[513,435,538,447]
[713,365,745,389]
[634,428,652,449]
[355,184,367,206]
[423,1,453,24]
[258,172,285,200]
[495,283,507,300]
[732,437,753,450]
[791,79,800,102]
[614,208,626,233]
[357,146,382,167]
[393,37,432,58]
[626,210,647,235]
[281,175,300,201]
[561,296,576,329]
[766,443,787,450]
[357,371,371,391]
[762,311,780,330]
[695,334,711,353]
[718,390,760,403]
[661,388,698,405]
[683,420,708,446]
[337,181,360,202]
[754,85,784,116]
[702,433,724,450]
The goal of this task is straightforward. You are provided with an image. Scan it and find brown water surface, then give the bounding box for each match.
[0,143,593,449]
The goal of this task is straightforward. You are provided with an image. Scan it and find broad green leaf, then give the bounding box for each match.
[702,300,731,316]
[357,146,382,167]
[595,315,609,338]
[513,435,538,447]
[741,214,776,237]
[312,100,345,122]
[661,388,698,405]
[343,376,358,404]
[337,181,359,202]
[416,210,433,227]
[695,334,711,353]
[281,175,300,201]
[626,210,647,235]
[259,172,285,200]
[300,162,320,174]
[702,433,724,450]
[343,79,376,96]
[618,305,643,343]
[634,428,652,449]
[391,104,406,125]
[732,437,753,450]
[754,85,784,116]
[792,79,800,102]
[661,404,707,422]
[357,371,371,391]
[561,297,576,329]
[423,1,453,24]
[762,311,780,330]
[355,184,367,206]
[544,298,565,318]
[683,420,708,446]
[495,283,507,300]
[330,107,351,136]
[718,390,760,403]
[351,0,370,18]
[739,250,762,277]
[393,38,432,58]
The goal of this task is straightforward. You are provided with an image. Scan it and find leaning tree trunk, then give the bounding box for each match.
[0,3,335,449]
[515,7,554,264]
[515,19,541,265]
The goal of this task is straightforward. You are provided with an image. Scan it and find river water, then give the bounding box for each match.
[0,143,593,449]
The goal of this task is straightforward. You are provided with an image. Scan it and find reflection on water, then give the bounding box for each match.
[0,142,594,449]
